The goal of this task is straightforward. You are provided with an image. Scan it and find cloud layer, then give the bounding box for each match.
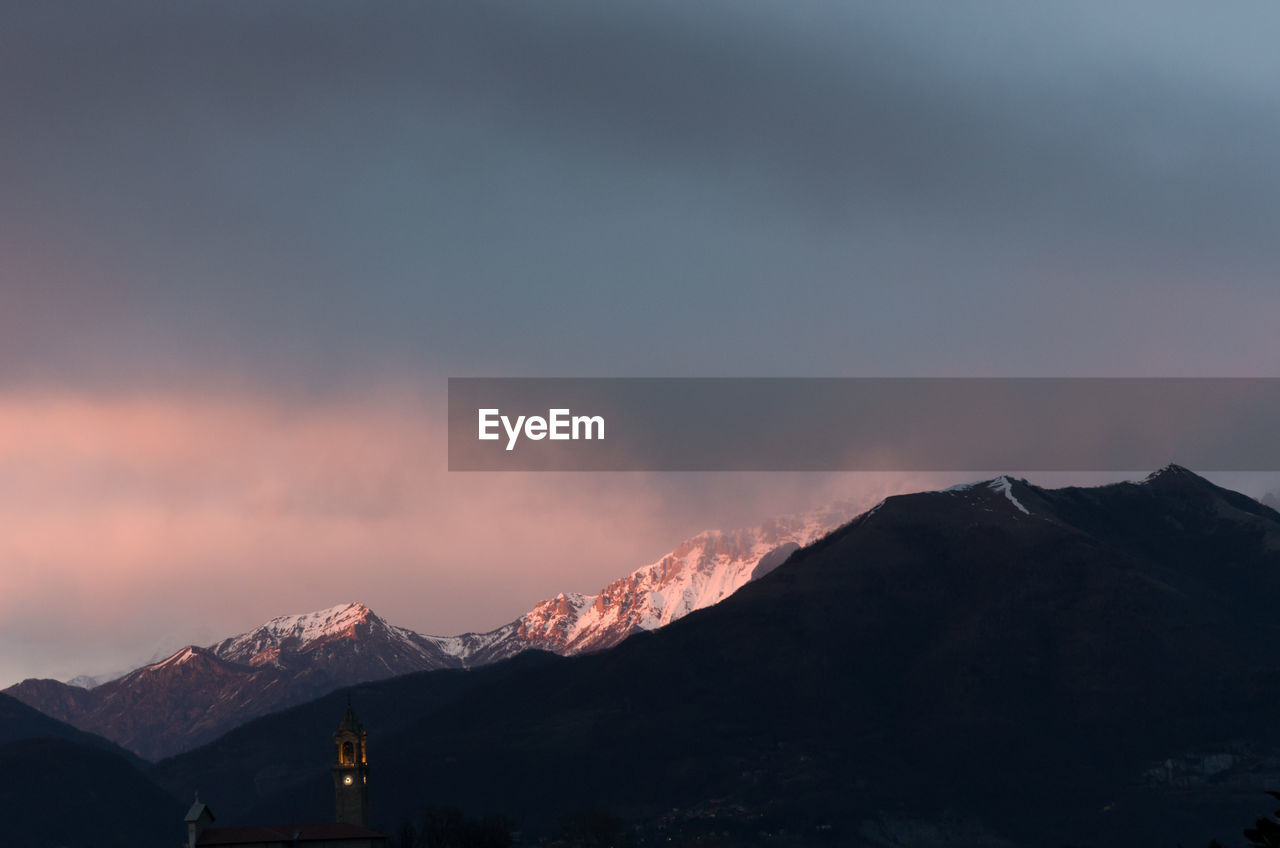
[3,2,1279,683]
[0,387,956,684]
[3,2,1278,386]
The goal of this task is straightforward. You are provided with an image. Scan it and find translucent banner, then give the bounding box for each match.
[447,378,1280,471]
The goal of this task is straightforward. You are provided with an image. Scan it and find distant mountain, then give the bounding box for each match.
[206,601,469,673]
[495,501,855,658]
[7,502,859,759]
[155,466,1280,847]
[4,604,463,761]
[0,691,138,760]
[65,640,205,690]
[1262,490,1280,511]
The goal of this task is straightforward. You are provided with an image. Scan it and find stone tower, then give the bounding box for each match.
[332,703,369,827]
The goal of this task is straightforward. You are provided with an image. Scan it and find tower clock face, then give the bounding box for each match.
[343,775,353,786]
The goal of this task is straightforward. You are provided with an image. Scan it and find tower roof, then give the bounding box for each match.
[335,705,363,734]
[185,801,214,823]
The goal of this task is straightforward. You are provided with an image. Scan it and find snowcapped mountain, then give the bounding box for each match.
[192,498,862,672]
[207,601,460,672]
[497,501,858,657]
[8,500,861,759]
[196,498,863,672]
[5,604,471,760]
[941,474,1036,515]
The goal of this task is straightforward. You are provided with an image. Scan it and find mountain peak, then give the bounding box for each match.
[938,475,1033,516]
[258,602,376,634]
[1141,464,1214,489]
[1144,463,1197,481]
[987,475,1031,514]
[147,646,204,671]
[206,602,386,669]
[511,500,862,654]
[125,646,241,682]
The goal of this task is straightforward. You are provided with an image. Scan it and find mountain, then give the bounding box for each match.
[0,737,184,848]
[0,691,139,759]
[206,601,468,673]
[4,603,465,761]
[489,501,855,659]
[0,694,183,848]
[65,640,209,690]
[7,502,859,760]
[154,466,1280,847]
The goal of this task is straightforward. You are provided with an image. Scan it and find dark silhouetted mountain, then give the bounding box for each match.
[0,691,139,762]
[152,468,1280,847]
[0,694,183,847]
[0,736,184,848]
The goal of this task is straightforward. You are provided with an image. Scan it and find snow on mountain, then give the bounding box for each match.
[942,475,1039,518]
[498,501,861,656]
[212,602,416,665]
[10,605,477,760]
[26,469,1274,763]
[194,498,866,672]
[67,499,867,687]
[988,476,1030,514]
[210,602,375,663]
[23,499,866,759]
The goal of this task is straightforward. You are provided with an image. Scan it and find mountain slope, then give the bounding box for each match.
[491,501,856,659]
[207,602,468,673]
[0,693,183,848]
[7,502,857,759]
[4,604,469,761]
[0,737,184,848]
[0,692,140,760]
[154,467,1280,847]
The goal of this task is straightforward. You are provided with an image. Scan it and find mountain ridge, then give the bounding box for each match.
[6,500,860,759]
[153,465,1280,846]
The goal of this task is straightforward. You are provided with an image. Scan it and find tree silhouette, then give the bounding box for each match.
[395,817,418,848]
[1244,791,1280,848]
[554,809,633,848]
[414,804,511,848]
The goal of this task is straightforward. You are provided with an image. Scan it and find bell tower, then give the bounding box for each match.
[332,703,369,827]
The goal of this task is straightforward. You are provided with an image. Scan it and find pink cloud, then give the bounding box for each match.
[0,388,917,685]
[6,386,1136,687]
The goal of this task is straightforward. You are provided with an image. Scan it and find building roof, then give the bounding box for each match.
[335,704,364,734]
[197,822,385,845]
[186,801,214,823]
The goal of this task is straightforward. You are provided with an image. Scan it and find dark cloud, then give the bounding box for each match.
[5,2,1280,686]
[1,1,1278,386]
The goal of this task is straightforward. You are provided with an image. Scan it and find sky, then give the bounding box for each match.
[2,1,1279,686]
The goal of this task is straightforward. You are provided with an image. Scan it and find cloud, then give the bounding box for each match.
[3,1,1280,683]
[2,381,1276,686]
[0,385,951,685]
[2,2,1278,386]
